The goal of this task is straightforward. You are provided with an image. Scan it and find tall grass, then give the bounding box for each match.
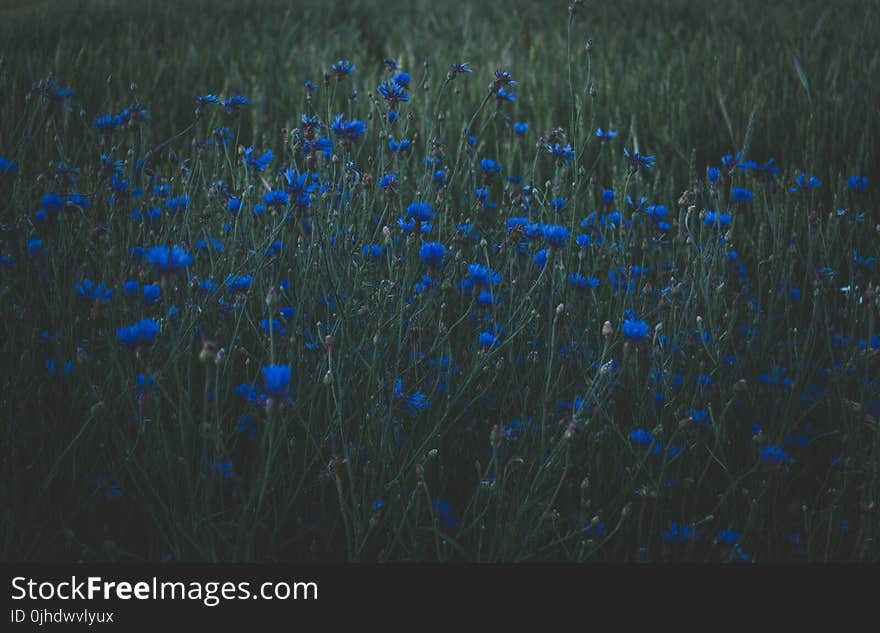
[0,0,878,562]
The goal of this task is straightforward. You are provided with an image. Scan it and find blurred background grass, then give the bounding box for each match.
[2,0,877,183]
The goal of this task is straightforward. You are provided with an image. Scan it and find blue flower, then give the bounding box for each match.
[569,273,599,289]
[392,72,411,88]
[117,319,160,348]
[389,138,411,154]
[220,94,250,115]
[479,332,498,348]
[663,521,698,543]
[622,313,650,341]
[467,264,501,288]
[195,94,218,107]
[0,156,18,176]
[630,429,654,446]
[145,246,192,275]
[493,69,518,87]
[76,280,113,304]
[263,190,289,206]
[514,122,528,136]
[331,115,366,141]
[449,62,472,76]
[41,193,64,213]
[715,530,740,545]
[790,173,822,193]
[494,87,516,104]
[541,224,569,249]
[760,445,790,465]
[547,143,575,165]
[847,176,867,192]
[475,187,495,209]
[330,59,355,78]
[432,500,461,530]
[731,188,753,204]
[262,364,292,399]
[407,201,435,222]
[624,147,655,171]
[377,80,409,107]
[380,173,398,192]
[419,242,446,267]
[707,167,721,184]
[142,284,161,305]
[362,244,384,260]
[226,275,252,292]
[534,249,548,269]
[393,378,430,417]
[595,128,617,143]
[480,158,502,176]
[244,147,273,173]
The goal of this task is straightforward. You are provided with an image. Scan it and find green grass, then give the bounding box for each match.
[0,0,878,562]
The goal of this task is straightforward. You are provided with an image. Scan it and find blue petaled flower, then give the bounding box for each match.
[707,167,721,184]
[393,72,411,88]
[389,138,411,155]
[142,284,161,305]
[117,319,160,348]
[493,69,518,87]
[760,445,790,465]
[467,264,502,288]
[547,143,575,165]
[262,364,292,399]
[244,147,273,173]
[419,242,446,267]
[41,193,64,213]
[377,80,410,107]
[663,521,698,543]
[715,530,740,546]
[790,173,822,193]
[331,114,367,141]
[622,312,650,341]
[330,59,355,78]
[76,280,113,304]
[380,173,398,192]
[196,94,218,107]
[393,378,430,417]
[479,332,498,348]
[624,147,655,171]
[407,201,435,222]
[0,156,18,176]
[569,272,599,289]
[475,187,495,209]
[363,244,383,259]
[449,62,472,77]
[595,128,617,143]
[848,175,867,192]
[432,500,461,530]
[220,94,250,115]
[541,224,569,249]
[145,246,193,276]
[226,275,252,292]
[630,429,654,446]
[731,188,753,204]
[514,122,528,136]
[263,190,289,206]
[494,87,516,104]
[480,158,502,176]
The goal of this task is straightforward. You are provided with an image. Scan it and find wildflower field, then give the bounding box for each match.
[1,0,878,563]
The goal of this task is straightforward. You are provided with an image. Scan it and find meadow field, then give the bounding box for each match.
[0,0,878,562]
